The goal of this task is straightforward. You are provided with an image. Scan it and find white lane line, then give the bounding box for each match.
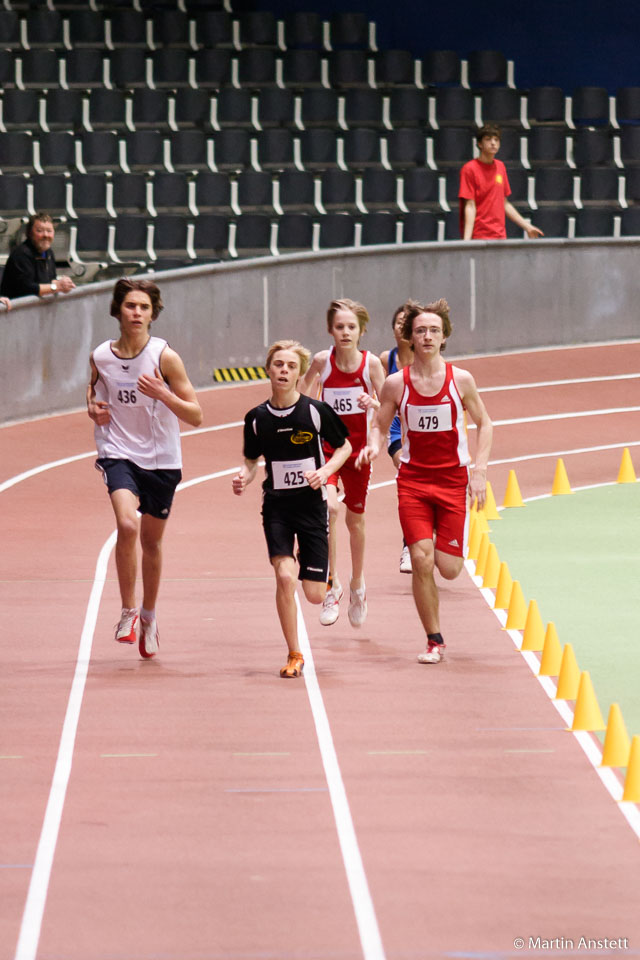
[469,406,640,429]
[480,372,640,393]
[295,595,387,960]
[14,530,116,960]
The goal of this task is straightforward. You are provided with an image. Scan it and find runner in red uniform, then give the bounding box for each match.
[358,298,493,664]
[300,299,385,629]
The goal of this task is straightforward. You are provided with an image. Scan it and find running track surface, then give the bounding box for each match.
[2,342,640,960]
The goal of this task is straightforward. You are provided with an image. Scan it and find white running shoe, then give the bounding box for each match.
[320,582,343,626]
[417,642,445,664]
[115,608,138,644]
[399,545,412,574]
[348,582,367,627]
[139,617,159,659]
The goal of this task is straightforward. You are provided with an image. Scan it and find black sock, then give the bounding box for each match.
[427,632,444,646]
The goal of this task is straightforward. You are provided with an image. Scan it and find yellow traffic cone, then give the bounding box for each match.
[551,458,572,495]
[479,480,500,521]
[482,542,500,589]
[475,510,490,535]
[505,580,526,630]
[494,562,513,610]
[555,643,580,700]
[622,736,640,802]
[538,622,562,675]
[521,599,545,651]
[622,734,640,803]
[467,513,481,561]
[571,671,605,731]
[475,532,490,579]
[503,469,525,507]
[617,447,637,484]
[601,703,631,767]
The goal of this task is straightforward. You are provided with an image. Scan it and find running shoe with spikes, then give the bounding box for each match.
[348,581,367,628]
[139,617,159,659]
[399,545,412,574]
[115,608,138,644]
[280,651,304,678]
[418,641,445,664]
[320,580,343,626]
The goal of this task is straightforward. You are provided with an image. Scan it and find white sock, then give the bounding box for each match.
[141,607,155,622]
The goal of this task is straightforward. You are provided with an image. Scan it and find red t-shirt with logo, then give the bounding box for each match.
[458,157,511,239]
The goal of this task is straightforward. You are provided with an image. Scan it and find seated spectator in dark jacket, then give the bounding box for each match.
[0,212,75,301]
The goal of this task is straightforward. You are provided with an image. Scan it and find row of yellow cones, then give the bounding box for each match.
[469,447,639,803]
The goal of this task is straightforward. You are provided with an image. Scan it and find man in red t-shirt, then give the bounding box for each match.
[459,123,543,240]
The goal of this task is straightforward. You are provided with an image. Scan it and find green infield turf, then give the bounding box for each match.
[488,483,640,741]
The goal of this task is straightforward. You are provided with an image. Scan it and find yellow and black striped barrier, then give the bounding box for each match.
[212,366,268,383]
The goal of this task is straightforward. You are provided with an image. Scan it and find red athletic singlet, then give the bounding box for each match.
[398,363,470,479]
[319,348,373,456]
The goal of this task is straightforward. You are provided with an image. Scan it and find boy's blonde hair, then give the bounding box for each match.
[265,339,311,377]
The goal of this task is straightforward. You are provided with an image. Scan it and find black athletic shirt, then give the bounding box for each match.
[243,393,349,498]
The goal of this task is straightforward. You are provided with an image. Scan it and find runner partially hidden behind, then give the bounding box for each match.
[87,278,203,659]
[300,299,385,629]
[358,299,493,664]
[233,340,351,678]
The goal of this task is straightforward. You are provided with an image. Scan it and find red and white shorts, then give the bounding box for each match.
[397,465,469,557]
[326,457,371,514]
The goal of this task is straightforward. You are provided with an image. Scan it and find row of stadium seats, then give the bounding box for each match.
[2,168,639,221]
[2,127,640,176]
[3,87,640,135]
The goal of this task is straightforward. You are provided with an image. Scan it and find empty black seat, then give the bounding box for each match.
[299,128,338,169]
[480,88,523,126]
[150,11,191,49]
[328,50,370,88]
[624,167,640,202]
[151,215,191,261]
[151,49,191,89]
[619,127,640,166]
[173,89,212,130]
[37,131,75,172]
[193,11,233,48]
[572,87,610,125]
[151,172,190,214]
[361,168,398,211]
[74,216,110,261]
[256,88,296,128]
[214,89,253,129]
[318,212,356,248]
[422,50,460,85]
[86,89,128,131]
[63,48,106,89]
[276,213,313,253]
[192,213,229,259]
[111,173,148,214]
[530,207,569,237]
[344,89,384,128]
[233,213,273,257]
[18,49,61,88]
[124,131,166,172]
[170,130,211,171]
[620,207,640,236]
[402,211,438,242]
[574,208,615,237]
[432,127,470,167]
[1,89,39,131]
[0,132,34,173]
[70,173,107,216]
[194,49,232,89]
[79,131,120,172]
[277,170,316,212]
[0,51,16,89]
[533,166,574,205]
[237,48,278,88]
[388,127,428,168]
[193,171,232,213]
[375,50,414,87]
[283,12,322,49]
[0,173,28,217]
[328,13,370,49]
[0,11,20,49]
[43,89,83,132]
[527,126,567,165]
[299,89,339,128]
[468,50,507,86]
[113,215,150,262]
[580,166,619,203]
[31,173,68,216]
[132,89,170,131]
[109,49,148,89]
[343,127,381,169]
[495,127,521,163]
[402,168,439,210]
[616,88,640,126]
[282,50,324,88]
[106,10,148,49]
[573,128,613,166]
[320,168,357,211]
[360,211,397,245]
[527,87,565,125]
[255,128,296,170]
[65,11,106,49]
[238,11,278,48]
[25,11,65,49]
[211,129,250,171]
[433,88,475,126]
[388,89,428,128]
[237,170,274,213]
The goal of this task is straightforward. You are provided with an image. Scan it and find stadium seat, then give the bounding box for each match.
[63,48,106,89]
[282,11,322,49]
[432,127,472,168]
[151,172,190,215]
[237,170,275,213]
[375,50,414,88]
[0,131,34,173]
[69,173,108,217]
[571,87,610,125]
[299,89,339,128]
[620,207,640,236]
[360,211,397,245]
[527,126,567,165]
[192,214,229,260]
[150,11,191,49]
[327,12,370,49]
[256,88,296,128]
[281,49,324,88]
[0,173,28,217]
[169,129,212,171]
[580,166,620,204]
[73,215,110,262]
[468,50,508,87]
[0,10,21,49]
[79,131,121,173]
[43,89,83,132]
[233,214,274,258]
[276,213,314,253]
[24,11,64,49]
[526,87,565,125]
[86,89,128,131]
[31,173,69,217]
[194,49,232,89]
[150,215,192,263]
[433,88,475,127]
[343,127,382,168]
[572,128,613,166]
[210,129,250,172]
[0,50,17,89]
[36,131,75,173]
[624,167,640,203]
[530,207,569,237]
[65,11,106,49]
[388,127,428,168]
[238,11,278,48]
[193,171,233,214]
[533,166,575,207]
[255,128,296,170]
[237,48,278,88]
[299,128,339,169]
[111,173,148,215]
[151,49,191,89]
[573,208,616,237]
[615,87,640,126]
[277,170,316,212]
[192,11,233,49]
[106,10,148,50]
[113,215,151,262]
[131,89,170,131]
[344,89,384,128]
[124,131,167,172]
[328,50,371,89]
[480,88,523,127]
[402,210,438,242]
[388,88,429,129]
[619,127,640,167]
[18,49,61,88]
[422,50,460,86]
[401,168,440,210]
[361,168,400,211]
[172,89,212,130]
[0,89,39,131]
[319,168,357,211]
[317,212,356,247]
[213,89,253,129]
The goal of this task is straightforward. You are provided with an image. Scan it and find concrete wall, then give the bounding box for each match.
[1,238,638,424]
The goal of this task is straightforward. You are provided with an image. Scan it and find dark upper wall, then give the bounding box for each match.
[239,0,639,94]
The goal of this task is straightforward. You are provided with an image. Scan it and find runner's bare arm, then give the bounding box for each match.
[140,347,203,427]
[305,439,352,489]
[356,373,403,467]
[357,353,385,412]
[232,457,260,496]
[298,351,328,398]
[86,355,110,425]
[455,367,493,508]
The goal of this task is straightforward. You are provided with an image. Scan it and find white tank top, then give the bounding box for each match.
[92,336,182,469]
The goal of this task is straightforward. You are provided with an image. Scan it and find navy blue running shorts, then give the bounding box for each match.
[96,458,182,519]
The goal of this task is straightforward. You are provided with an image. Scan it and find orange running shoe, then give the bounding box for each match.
[280,651,304,678]
[114,608,138,644]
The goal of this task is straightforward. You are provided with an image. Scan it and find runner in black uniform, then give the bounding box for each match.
[233,339,351,678]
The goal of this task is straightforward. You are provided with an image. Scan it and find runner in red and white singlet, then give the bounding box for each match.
[301,299,385,630]
[357,298,493,665]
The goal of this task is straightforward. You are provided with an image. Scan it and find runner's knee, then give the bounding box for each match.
[301,580,325,604]
[435,552,464,580]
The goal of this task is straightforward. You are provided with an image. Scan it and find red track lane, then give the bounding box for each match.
[1,343,639,960]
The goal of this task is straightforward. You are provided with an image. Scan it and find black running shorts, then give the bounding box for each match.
[262,491,329,582]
